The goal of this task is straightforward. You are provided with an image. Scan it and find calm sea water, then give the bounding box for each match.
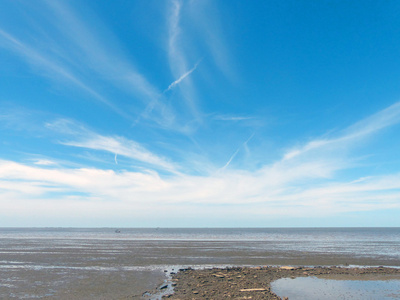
[0,227,399,299]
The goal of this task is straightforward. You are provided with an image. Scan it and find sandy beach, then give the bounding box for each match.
[154,266,400,299]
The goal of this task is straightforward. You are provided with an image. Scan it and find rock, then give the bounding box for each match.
[193,291,199,294]
[160,284,168,290]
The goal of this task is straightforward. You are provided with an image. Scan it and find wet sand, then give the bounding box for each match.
[0,266,165,300]
[158,266,400,299]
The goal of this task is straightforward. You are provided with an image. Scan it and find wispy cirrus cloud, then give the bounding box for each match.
[46,119,179,174]
[0,1,178,128]
[186,0,237,81]
[64,135,178,174]
[46,0,182,128]
[165,0,239,126]
[166,0,202,119]
[43,1,162,100]
[283,101,400,161]
[0,29,130,119]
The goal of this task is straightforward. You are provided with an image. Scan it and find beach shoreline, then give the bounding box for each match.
[148,266,400,299]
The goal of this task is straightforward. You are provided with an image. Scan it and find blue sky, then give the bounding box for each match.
[1,0,400,227]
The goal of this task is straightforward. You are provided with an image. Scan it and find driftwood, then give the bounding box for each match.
[239,288,267,292]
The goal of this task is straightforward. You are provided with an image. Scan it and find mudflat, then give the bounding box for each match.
[160,266,400,299]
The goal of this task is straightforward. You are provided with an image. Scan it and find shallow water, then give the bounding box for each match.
[271,277,400,300]
[1,227,399,299]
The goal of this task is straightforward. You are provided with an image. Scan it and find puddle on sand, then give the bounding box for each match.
[271,277,400,300]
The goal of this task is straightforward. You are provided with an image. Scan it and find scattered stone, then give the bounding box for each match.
[160,284,168,290]
[280,266,295,270]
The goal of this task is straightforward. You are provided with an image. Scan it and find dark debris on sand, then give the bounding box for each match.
[162,266,400,299]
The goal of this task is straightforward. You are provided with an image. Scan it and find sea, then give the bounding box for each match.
[0,227,399,299]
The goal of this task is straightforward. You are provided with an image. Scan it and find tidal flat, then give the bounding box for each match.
[1,228,400,299]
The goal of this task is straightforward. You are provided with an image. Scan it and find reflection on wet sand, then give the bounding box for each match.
[272,276,400,300]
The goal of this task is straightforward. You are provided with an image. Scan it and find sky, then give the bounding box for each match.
[1,0,400,227]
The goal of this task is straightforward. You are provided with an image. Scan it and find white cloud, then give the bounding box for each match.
[2,98,400,225]
[46,119,179,174]
[0,100,398,223]
[1,96,400,225]
[64,135,178,173]
[33,159,56,166]
[0,157,399,226]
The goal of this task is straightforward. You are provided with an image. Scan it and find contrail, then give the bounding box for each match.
[222,148,240,170]
[164,59,202,92]
[221,133,255,170]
